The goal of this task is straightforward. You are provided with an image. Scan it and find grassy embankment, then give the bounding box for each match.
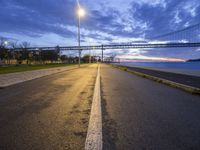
[0,64,77,74]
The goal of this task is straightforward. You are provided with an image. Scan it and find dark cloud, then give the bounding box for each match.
[1,0,199,40]
[0,0,76,37]
[0,0,200,59]
[130,0,200,39]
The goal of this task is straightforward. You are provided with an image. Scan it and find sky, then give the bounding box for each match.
[0,0,200,61]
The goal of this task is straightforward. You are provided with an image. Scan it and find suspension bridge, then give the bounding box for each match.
[13,22,200,51]
[11,23,200,61]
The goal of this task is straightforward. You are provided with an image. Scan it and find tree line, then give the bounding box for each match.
[0,38,98,65]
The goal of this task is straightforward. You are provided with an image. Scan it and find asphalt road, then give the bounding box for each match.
[0,64,98,150]
[101,64,200,150]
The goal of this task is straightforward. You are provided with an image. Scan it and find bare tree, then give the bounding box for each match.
[20,41,31,64]
[0,38,8,63]
[20,41,30,49]
[10,41,19,49]
[0,37,7,49]
[9,41,20,63]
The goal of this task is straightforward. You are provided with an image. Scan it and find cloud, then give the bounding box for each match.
[1,0,199,43]
[182,0,199,17]
[0,32,77,47]
[134,0,167,8]
[116,54,185,62]
[0,0,76,37]
[196,48,200,52]
[0,0,200,60]
[173,10,182,24]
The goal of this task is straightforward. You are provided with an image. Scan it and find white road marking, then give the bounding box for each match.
[85,64,102,150]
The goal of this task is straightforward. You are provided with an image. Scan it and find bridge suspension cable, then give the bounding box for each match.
[150,23,200,43]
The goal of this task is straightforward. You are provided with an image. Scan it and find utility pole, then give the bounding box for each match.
[101,44,104,63]
[77,6,85,67]
[89,49,91,64]
[78,16,81,67]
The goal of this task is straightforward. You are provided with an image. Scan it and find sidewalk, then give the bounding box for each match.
[0,65,80,88]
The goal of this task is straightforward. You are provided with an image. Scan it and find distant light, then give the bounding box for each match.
[77,8,85,17]
[4,41,8,45]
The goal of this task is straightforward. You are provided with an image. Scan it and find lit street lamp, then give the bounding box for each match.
[4,41,9,46]
[77,6,85,67]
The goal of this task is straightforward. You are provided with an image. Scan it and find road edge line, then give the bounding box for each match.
[111,64,200,95]
[85,64,103,150]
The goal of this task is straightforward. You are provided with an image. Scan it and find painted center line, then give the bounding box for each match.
[85,64,102,150]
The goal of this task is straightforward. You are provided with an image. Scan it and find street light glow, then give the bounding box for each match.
[4,41,8,45]
[77,8,85,17]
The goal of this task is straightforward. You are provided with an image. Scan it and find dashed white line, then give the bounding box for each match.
[85,64,102,150]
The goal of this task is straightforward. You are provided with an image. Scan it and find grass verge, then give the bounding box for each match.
[0,64,77,74]
[110,64,200,95]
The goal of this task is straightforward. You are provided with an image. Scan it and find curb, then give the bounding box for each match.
[111,64,200,95]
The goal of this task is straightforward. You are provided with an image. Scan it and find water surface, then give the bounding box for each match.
[118,62,200,77]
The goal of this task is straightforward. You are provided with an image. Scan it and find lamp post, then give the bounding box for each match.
[77,7,85,67]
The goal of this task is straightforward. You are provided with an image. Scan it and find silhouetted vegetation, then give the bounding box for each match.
[0,38,98,65]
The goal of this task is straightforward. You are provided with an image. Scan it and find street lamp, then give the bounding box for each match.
[77,6,85,67]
